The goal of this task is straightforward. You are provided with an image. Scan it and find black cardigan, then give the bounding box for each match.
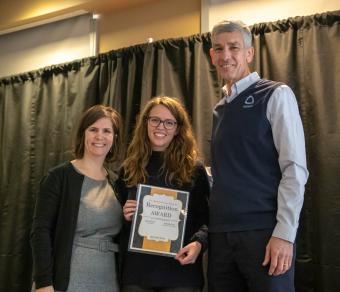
[115,152,210,288]
[30,162,121,290]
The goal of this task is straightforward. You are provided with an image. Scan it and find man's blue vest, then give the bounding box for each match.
[210,79,283,232]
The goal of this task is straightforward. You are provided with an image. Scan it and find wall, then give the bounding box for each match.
[99,0,200,52]
[0,0,201,54]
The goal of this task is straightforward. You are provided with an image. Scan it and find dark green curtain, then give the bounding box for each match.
[0,10,339,292]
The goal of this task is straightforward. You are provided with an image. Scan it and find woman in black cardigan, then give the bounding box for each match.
[115,96,210,292]
[31,105,123,292]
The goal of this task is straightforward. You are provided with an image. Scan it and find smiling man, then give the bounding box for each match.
[208,20,309,292]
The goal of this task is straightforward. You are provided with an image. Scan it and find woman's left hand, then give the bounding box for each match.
[175,241,202,265]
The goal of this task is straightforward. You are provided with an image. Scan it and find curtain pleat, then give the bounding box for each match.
[0,10,339,292]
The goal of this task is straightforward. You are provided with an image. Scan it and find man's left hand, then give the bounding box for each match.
[262,236,293,276]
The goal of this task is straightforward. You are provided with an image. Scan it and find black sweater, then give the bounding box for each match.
[30,162,121,290]
[115,152,210,288]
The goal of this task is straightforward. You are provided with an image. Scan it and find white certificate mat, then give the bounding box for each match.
[128,184,189,257]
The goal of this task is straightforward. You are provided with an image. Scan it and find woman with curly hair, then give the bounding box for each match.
[115,96,210,292]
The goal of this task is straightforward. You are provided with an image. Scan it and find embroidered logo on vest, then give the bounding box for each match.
[243,95,254,108]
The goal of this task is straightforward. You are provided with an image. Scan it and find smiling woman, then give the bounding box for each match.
[114,96,210,292]
[146,104,178,151]
[83,118,114,161]
[73,105,122,165]
[30,105,124,292]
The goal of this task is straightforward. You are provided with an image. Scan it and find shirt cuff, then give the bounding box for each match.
[272,222,297,243]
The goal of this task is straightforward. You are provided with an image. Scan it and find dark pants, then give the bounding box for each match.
[208,230,295,292]
[122,286,201,292]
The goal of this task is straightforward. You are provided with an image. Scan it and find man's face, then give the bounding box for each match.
[210,31,254,86]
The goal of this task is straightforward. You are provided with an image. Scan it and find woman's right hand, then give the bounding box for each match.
[36,286,54,292]
[123,200,137,221]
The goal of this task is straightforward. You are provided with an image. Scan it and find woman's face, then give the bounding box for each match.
[147,104,178,151]
[84,117,114,159]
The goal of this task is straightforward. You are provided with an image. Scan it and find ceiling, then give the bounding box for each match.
[0,0,158,31]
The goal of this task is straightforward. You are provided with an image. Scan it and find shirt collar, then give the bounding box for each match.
[222,72,260,103]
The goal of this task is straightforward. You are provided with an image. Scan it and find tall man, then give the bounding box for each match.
[208,20,309,292]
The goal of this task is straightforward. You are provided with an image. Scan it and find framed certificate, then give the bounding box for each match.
[128,184,189,257]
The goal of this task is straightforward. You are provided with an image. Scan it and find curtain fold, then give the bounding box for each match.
[0,10,339,292]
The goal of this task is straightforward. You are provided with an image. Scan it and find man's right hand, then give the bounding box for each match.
[262,236,293,276]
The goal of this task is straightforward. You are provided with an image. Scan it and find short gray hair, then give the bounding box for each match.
[211,20,252,48]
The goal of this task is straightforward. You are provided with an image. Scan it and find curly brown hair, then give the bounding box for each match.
[123,96,199,187]
[73,105,123,163]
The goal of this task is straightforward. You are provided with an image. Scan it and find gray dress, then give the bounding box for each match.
[62,174,122,292]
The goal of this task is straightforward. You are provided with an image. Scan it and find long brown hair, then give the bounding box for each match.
[73,105,123,163]
[123,96,199,187]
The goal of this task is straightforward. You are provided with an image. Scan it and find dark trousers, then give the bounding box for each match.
[122,285,201,292]
[208,230,295,292]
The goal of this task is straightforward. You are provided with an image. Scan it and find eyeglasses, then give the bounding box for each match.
[147,116,177,130]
